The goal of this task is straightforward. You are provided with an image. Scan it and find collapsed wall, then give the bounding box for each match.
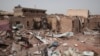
[47,15,83,34]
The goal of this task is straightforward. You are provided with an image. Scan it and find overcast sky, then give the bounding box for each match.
[0,0,100,15]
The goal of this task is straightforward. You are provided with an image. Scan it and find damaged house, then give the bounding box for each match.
[86,15,100,31]
[11,5,48,30]
[47,14,85,34]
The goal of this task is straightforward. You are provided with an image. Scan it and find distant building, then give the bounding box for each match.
[67,9,89,18]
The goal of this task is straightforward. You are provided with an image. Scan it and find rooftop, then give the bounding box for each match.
[15,5,46,11]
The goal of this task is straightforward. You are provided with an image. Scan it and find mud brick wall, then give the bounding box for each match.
[60,17,73,33]
[87,17,100,30]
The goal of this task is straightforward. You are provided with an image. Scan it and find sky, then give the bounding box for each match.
[0,0,100,15]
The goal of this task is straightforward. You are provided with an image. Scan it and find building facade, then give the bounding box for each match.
[12,5,47,30]
[86,16,100,31]
[47,14,82,33]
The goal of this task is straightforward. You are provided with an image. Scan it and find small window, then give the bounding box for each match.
[23,9,27,13]
[27,21,29,26]
[72,21,74,28]
[16,21,20,24]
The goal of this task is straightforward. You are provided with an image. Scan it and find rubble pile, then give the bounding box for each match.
[0,27,100,56]
[0,31,13,56]
[2,28,98,56]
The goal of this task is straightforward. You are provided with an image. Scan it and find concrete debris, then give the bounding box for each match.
[35,35,48,44]
[82,51,94,56]
[53,32,74,38]
[12,26,17,30]
[0,31,6,36]
[0,27,100,56]
[62,43,68,46]
[47,42,61,56]
[80,41,85,43]
[51,51,61,56]
[83,31,99,35]
[63,47,81,56]
[0,31,13,56]
[74,44,78,47]
[49,41,59,48]
[34,51,41,54]
[47,32,74,38]
[83,27,99,35]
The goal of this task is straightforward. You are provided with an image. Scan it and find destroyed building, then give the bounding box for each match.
[0,10,13,20]
[46,9,89,34]
[11,5,48,30]
[47,14,85,34]
[0,8,92,34]
[86,15,100,31]
[0,5,100,56]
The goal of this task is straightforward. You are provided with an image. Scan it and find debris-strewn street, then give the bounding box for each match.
[0,3,100,56]
[0,28,100,56]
